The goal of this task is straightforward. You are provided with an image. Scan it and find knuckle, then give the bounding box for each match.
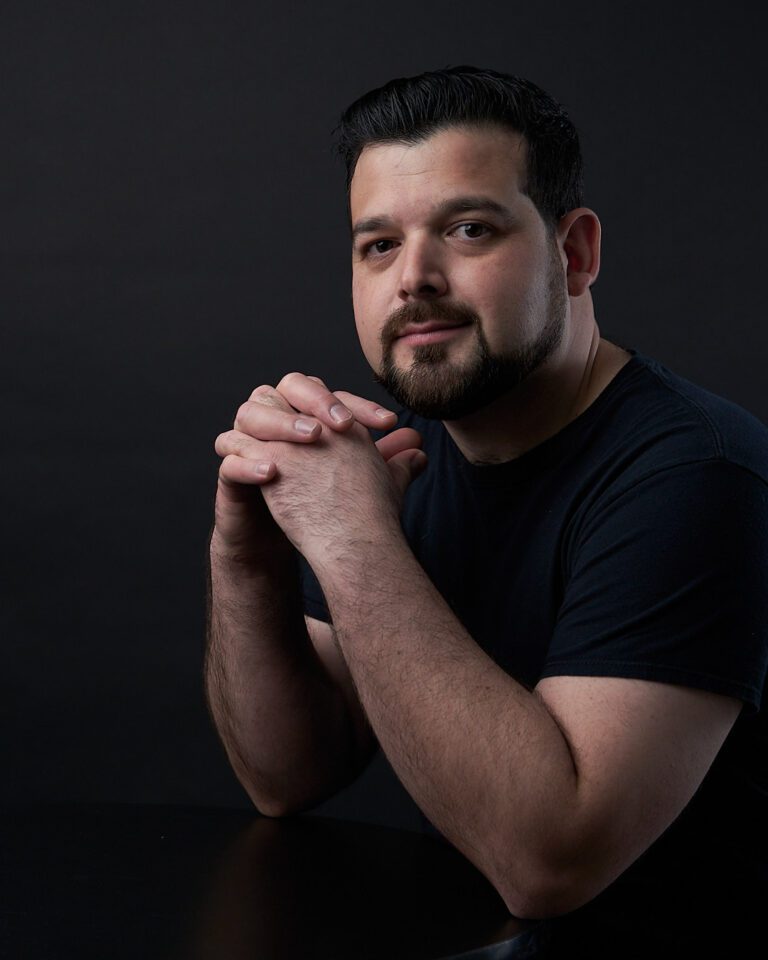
[249,384,275,401]
[219,454,239,478]
[233,402,251,431]
[277,371,304,391]
[214,430,233,456]
[231,433,248,455]
[256,394,287,413]
[317,393,340,417]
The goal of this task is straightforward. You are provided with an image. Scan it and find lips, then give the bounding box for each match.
[396,320,472,338]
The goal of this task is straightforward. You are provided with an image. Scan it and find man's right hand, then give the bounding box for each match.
[211,372,425,568]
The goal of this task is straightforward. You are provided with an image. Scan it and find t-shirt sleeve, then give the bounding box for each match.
[298,550,332,623]
[542,459,768,712]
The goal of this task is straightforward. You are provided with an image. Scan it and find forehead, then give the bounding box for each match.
[349,125,528,219]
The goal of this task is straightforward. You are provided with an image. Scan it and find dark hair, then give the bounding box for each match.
[333,65,584,232]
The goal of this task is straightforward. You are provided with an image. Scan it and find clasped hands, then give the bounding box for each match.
[214,372,426,565]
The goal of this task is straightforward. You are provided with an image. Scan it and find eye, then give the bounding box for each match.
[368,239,396,256]
[453,222,492,240]
[356,238,397,260]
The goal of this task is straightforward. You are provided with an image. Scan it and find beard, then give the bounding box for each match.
[372,241,568,421]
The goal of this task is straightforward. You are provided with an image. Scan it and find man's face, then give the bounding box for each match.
[349,124,569,420]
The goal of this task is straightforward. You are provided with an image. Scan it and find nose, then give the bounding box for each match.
[397,234,449,301]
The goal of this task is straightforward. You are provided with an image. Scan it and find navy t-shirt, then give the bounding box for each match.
[300,347,768,952]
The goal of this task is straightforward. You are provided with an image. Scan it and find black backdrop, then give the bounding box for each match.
[2,0,766,829]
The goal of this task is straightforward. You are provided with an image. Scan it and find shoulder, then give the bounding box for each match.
[570,351,768,513]
[614,352,768,472]
[633,352,768,470]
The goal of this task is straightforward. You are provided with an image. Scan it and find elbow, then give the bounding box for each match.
[233,769,302,818]
[486,817,624,919]
[500,875,597,920]
[238,767,353,818]
[494,850,612,920]
[252,799,297,818]
[241,781,309,818]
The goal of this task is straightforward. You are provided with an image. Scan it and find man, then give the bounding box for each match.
[206,67,767,954]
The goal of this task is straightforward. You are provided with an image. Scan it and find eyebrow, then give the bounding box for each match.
[350,195,518,245]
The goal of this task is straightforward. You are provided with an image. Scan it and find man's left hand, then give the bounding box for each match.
[217,372,428,564]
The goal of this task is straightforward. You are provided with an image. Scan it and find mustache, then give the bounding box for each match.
[380,301,480,346]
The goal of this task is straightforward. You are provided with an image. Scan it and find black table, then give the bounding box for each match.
[0,804,543,959]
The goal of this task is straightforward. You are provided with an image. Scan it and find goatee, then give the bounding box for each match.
[372,248,567,420]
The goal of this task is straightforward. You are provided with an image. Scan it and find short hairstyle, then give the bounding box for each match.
[333,65,584,232]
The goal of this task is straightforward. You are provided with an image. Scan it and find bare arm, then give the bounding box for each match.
[316,532,742,919]
[206,375,418,814]
[233,384,744,921]
[205,543,376,815]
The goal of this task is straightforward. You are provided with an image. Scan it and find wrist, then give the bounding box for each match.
[210,526,294,569]
[209,530,299,597]
[310,521,411,612]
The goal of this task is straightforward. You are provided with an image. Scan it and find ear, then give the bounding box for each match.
[557,208,601,298]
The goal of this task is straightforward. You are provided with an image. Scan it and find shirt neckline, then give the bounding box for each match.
[442,346,647,486]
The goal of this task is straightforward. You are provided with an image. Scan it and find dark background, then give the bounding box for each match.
[2,0,766,829]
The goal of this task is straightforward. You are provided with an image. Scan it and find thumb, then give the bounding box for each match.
[385,448,428,499]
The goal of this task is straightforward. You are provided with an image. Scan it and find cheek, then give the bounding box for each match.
[468,263,543,343]
[352,291,382,368]
[464,262,521,314]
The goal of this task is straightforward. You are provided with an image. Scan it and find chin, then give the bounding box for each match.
[375,367,512,422]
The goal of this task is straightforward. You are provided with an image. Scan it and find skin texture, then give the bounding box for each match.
[352,126,568,424]
[348,124,627,464]
[208,125,742,918]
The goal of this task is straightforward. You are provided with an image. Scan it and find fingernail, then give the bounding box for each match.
[330,403,352,423]
[375,407,396,419]
[254,461,272,476]
[294,418,318,435]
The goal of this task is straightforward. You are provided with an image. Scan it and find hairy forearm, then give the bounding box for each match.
[205,548,358,815]
[315,530,581,916]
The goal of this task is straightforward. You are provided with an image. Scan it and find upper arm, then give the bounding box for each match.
[508,461,763,913]
[532,673,742,909]
[305,615,379,769]
[528,461,762,908]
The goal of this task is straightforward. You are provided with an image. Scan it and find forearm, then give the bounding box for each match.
[205,544,359,815]
[315,530,581,915]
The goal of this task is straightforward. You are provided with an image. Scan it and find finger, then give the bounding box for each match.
[332,390,398,429]
[305,375,396,430]
[275,371,358,431]
[233,399,322,441]
[216,430,289,462]
[218,454,276,487]
[248,384,295,410]
[375,427,423,462]
[385,448,429,499]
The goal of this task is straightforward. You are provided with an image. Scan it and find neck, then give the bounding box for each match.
[442,310,631,466]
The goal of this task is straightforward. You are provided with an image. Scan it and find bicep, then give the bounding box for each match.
[305,615,379,767]
[534,674,742,898]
